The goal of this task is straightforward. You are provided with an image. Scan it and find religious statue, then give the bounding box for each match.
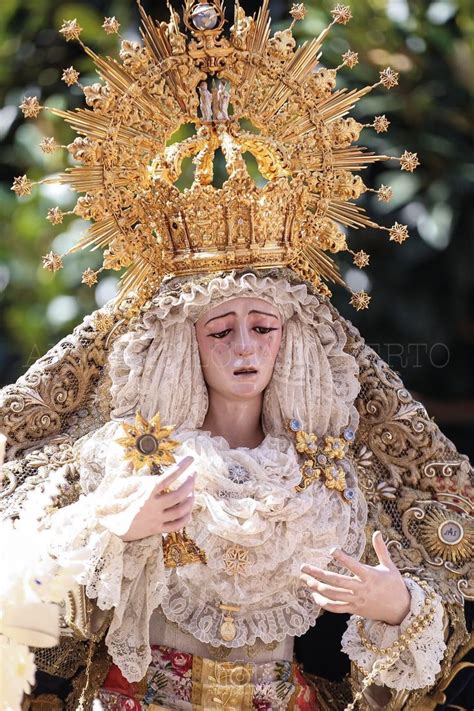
[198,81,213,121]
[2,2,472,710]
[211,79,230,121]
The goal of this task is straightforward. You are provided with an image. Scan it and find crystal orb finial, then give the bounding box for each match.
[191,2,219,30]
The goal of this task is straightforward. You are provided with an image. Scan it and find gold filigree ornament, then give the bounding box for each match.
[116,411,207,568]
[13,1,419,315]
[286,417,356,502]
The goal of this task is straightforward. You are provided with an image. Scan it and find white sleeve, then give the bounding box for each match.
[47,423,168,682]
[341,577,446,691]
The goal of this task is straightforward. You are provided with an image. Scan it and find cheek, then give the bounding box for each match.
[256,332,282,365]
[200,339,232,371]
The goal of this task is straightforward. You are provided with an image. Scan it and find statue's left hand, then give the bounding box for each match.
[300,530,411,626]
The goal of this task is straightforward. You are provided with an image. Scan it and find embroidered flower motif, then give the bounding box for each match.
[159,648,192,678]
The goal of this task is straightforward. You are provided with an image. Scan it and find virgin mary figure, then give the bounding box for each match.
[1,2,472,710]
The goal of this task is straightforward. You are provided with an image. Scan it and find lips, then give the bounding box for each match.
[233,367,258,376]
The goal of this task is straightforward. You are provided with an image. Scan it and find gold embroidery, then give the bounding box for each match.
[191,656,254,709]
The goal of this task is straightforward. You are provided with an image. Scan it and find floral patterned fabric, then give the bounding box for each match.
[96,644,320,710]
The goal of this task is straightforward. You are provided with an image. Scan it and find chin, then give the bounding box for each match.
[228,381,267,399]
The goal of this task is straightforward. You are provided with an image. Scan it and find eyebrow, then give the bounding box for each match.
[204,309,279,326]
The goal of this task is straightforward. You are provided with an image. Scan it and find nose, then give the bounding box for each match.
[234,323,255,357]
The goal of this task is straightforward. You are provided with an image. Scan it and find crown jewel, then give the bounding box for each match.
[14,0,419,311]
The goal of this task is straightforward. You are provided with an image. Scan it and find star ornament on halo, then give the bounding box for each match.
[342,50,359,68]
[350,290,371,311]
[42,251,63,272]
[19,96,42,119]
[62,66,80,86]
[59,19,83,42]
[379,67,399,89]
[331,4,352,25]
[373,115,390,133]
[400,150,420,173]
[290,3,307,22]
[40,137,59,154]
[116,411,180,471]
[11,175,33,197]
[389,222,410,244]
[102,16,120,34]
[81,268,99,287]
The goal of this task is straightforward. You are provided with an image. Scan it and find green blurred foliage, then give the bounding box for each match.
[1,1,473,446]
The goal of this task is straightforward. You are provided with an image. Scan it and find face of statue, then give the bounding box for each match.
[195,296,283,400]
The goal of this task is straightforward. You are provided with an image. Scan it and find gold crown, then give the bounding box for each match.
[13,1,420,311]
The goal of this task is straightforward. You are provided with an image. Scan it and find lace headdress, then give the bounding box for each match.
[108,269,361,438]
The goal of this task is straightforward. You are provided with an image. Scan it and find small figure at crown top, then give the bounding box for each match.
[216,80,230,121]
[198,82,213,121]
[211,80,230,121]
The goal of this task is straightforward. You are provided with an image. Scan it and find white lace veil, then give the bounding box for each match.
[108,270,361,439]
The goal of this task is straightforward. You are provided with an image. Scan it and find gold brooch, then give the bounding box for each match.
[286,418,355,502]
[117,411,207,567]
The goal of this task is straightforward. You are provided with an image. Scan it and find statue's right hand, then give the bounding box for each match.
[119,455,195,542]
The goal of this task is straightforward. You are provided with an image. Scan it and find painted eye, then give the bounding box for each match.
[254,326,277,334]
[211,328,231,338]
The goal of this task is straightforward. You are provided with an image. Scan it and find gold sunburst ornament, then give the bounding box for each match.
[419,508,473,566]
[13,0,420,315]
[117,411,207,568]
[116,411,180,470]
